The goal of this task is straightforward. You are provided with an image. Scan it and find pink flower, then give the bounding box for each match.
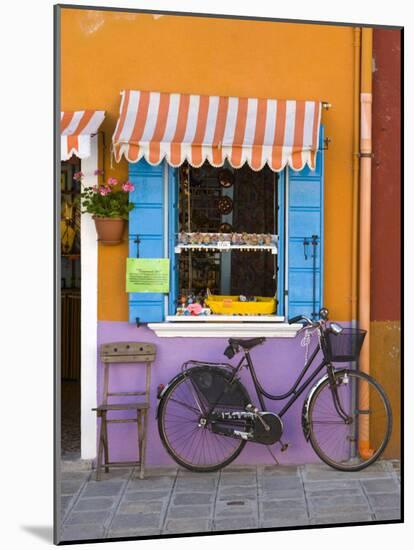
[73,171,84,181]
[94,169,104,176]
[107,177,118,186]
[91,185,99,192]
[98,186,111,196]
[122,181,135,192]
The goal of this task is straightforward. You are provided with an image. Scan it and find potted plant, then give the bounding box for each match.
[75,171,135,244]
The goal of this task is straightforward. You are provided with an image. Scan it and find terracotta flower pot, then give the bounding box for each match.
[93,216,126,244]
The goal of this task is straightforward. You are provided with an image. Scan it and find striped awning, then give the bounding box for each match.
[112,90,321,172]
[61,110,105,160]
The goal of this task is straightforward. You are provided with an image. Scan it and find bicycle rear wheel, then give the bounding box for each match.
[158,366,250,472]
[308,370,392,471]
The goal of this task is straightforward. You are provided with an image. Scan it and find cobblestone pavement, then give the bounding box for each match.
[59,460,401,542]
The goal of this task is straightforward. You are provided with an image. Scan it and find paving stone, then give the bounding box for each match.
[82,481,124,498]
[304,488,362,498]
[261,489,305,500]
[60,524,105,541]
[263,465,300,476]
[213,517,259,531]
[361,479,399,494]
[163,519,212,533]
[218,486,258,500]
[302,462,389,481]
[109,513,161,530]
[215,499,257,517]
[124,490,170,502]
[261,498,306,511]
[93,469,132,480]
[173,492,214,505]
[262,509,308,522]
[310,514,373,525]
[304,480,361,492]
[309,505,371,517]
[175,478,217,492]
[260,476,302,490]
[218,485,257,496]
[222,466,257,475]
[60,459,93,473]
[144,466,178,477]
[374,508,401,521]
[107,527,161,538]
[177,469,219,479]
[73,497,116,512]
[308,494,368,510]
[61,480,84,495]
[61,495,73,515]
[367,493,401,510]
[167,505,212,519]
[127,477,174,491]
[65,510,110,526]
[220,475,256,487]
[118,501,165,514]
[61,471,91,482]
[261,518,310,528]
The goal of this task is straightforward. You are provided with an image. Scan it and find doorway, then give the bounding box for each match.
[60,158,81,458]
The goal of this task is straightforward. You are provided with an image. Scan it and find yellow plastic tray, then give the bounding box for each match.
[205,294,277,315]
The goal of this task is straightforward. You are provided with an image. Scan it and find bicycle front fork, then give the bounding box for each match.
[327,367,352,423]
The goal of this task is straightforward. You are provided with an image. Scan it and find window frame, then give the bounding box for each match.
[165,163,285,322]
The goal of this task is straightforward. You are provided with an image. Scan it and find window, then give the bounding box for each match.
[175,161,278,313]
[127,128,324,325]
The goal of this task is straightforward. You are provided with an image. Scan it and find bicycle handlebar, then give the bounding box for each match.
[288,314,314,326]
[288,308,329,327]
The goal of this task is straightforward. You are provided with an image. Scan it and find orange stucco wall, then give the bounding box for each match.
[61,8,356,322]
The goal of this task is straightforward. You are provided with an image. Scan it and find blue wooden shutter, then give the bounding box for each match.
[128,160,166,323]
[277,170,286,316]
[286,127,325,319]
[168,166,179,315]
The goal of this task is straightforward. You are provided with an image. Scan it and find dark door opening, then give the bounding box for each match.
[60,158,81,459]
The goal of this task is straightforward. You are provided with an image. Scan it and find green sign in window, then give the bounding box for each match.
[126,258,170,293]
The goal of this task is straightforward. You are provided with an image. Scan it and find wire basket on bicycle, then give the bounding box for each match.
[326,328,366,362]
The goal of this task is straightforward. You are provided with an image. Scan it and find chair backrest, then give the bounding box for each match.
[99,342,156,405]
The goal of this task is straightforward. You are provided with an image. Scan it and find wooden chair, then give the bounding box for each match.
[93,341,156,481]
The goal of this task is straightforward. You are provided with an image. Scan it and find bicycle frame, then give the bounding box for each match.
[226,333,349,421]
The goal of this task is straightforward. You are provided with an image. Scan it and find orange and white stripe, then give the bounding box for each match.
[112,90,321,172]
[61,110,105,160]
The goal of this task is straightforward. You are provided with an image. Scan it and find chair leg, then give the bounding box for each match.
[96,413,104,481]
[102,412,110,474]
[136,410,143,479]
[139,410,148,480]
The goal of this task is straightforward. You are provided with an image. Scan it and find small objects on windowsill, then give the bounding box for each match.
[239,295,258,302]
[176,306,212,316]
[175,232,277,254]
[176,292,211,316]
[177,232,276,247]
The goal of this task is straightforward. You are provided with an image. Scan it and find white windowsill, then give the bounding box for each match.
[166,315,285,322]
[148,322,301,338]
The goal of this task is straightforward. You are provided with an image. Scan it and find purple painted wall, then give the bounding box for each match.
[96,321,344,466]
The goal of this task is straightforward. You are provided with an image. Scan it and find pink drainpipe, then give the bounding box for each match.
[358,27,374,458]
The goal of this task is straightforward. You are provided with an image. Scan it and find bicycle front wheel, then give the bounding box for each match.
[308,370,392,471]
[158,367,250,472]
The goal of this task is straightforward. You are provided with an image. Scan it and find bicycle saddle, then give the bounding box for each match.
[228,337,266,350]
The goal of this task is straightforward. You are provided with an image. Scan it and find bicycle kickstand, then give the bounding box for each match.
[266,445,279,465]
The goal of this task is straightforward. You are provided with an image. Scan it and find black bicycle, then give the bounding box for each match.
[157,308,392,472]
